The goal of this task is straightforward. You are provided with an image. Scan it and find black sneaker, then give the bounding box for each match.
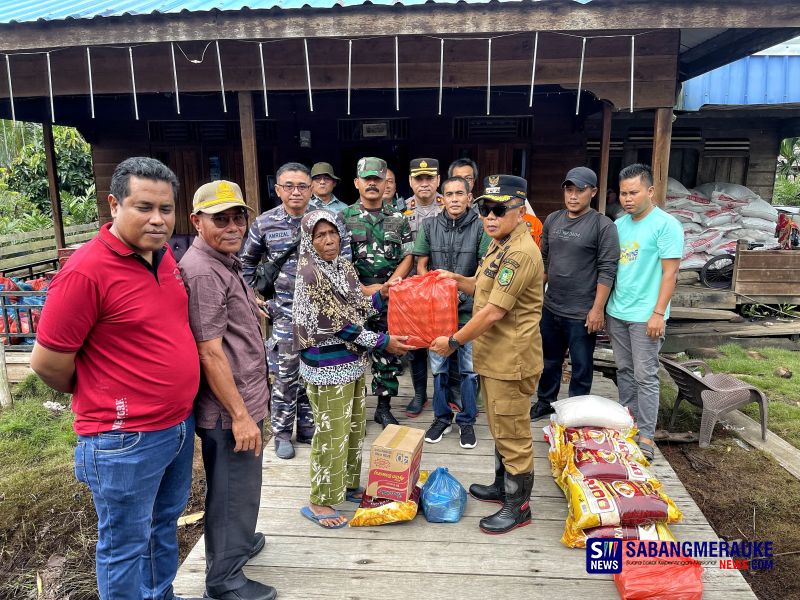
[459,424,477,449]
[424,419,452,443]
[530,400,555,421]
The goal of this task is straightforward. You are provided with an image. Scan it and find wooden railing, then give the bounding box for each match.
[0,222,98,276]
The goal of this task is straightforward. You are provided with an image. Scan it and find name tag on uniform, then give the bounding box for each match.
[266,229,293,243]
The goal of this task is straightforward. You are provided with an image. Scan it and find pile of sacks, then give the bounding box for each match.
[0,276,48,345]
[665,178,780,270]
[543,395,682,548]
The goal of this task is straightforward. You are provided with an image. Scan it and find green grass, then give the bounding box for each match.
[0,375,97,600]
[659,344,800,450]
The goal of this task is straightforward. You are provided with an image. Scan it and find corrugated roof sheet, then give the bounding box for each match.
[682,55,800,110]
[0,0,593,25]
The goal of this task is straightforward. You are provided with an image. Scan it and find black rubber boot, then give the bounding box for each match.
[469,448,506,504]
[479,471,533,535]
[374,397,399,428]
[406,349,429,417]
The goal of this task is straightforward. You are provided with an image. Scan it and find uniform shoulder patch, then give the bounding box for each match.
[497,265,515,286]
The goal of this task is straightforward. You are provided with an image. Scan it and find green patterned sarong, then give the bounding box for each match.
[307,376,367,505]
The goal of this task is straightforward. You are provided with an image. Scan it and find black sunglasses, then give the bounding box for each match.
[477,200,524,218]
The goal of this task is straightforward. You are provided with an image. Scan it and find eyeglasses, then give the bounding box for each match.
[312,230,341,242]
[277,183,311,193]
[477,201,523,218]
[206,212,248,227]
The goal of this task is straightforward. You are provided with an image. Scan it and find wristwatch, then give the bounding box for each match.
[448,336,462,350]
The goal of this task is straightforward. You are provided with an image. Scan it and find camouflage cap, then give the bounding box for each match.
[192,180,252,214]
[356,157,388,179]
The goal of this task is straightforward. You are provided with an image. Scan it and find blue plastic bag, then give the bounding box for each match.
[421,466,467,523]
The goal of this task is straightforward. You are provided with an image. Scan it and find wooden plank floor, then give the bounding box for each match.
[174,374,755,599]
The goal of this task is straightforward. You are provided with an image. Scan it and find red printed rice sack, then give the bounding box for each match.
[549,424,645,478]
[388,272,458,348]
[561,521,675,549]
[561,448,656,487]
[564,475,682,532]
[0,277,20,303]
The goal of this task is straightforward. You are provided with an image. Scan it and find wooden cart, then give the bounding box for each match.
[732,239,800,305]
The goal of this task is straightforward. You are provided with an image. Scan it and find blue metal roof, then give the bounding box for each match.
[682,55,800,110]
[0,0,592,25]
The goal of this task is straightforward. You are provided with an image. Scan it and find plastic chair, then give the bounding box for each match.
[659,356,768,448]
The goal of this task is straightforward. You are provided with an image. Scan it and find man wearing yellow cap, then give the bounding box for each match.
[179,181,276,600]
[431,174,544,535]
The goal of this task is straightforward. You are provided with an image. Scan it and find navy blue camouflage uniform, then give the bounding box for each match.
[241,204,352,441]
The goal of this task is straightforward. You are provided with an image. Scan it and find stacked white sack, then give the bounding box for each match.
[664,179,780,269]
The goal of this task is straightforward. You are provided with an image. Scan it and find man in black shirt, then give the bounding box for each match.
[530,167,620,420]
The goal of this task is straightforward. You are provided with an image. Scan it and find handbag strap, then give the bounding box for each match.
[270,239,300,269]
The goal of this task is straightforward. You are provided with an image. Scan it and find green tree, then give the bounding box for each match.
[777,137,800,181]
[3,126,94,215]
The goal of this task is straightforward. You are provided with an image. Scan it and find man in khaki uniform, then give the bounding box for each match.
[431,174,543,535]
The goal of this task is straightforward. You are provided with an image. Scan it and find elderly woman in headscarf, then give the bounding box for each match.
[293,210,413,528]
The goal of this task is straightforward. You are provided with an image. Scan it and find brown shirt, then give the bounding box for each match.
[179,236,269,429]
[472,222,544,380]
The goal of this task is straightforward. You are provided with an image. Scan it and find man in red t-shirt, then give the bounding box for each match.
[32,157,202,600]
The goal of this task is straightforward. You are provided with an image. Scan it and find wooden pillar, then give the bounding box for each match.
[238,92,260,215]
[43,122,66,249]
[651,107,673,208]
[0,344,11,408]
[597,102,612,215]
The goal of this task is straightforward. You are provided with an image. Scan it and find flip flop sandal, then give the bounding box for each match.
[300,506,348,529]
[639,441,656,462]
[345,487,365,503]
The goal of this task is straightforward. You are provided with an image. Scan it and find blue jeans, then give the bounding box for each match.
[429,342,478,426]
[537,306,596,405]
[605,315,664,439]
[75,415,195,600]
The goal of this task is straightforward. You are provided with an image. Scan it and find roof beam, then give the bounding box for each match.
[680,27,800,80]
[0,1,798,52]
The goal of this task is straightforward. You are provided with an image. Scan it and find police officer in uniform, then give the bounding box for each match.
[341,157,414,427]
[431,175,544,534]
[241,162,351,459]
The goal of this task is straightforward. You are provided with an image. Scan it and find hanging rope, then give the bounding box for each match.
[46,52,55,122]
[5,55,15,122]
[575,37,586,115]
[85,48,95,119]
[303,38,314,112]
[347,40,352,116]
[259,42,269,117]
[170,43,181,115]
[438,38,444,116]
[486,38,492,116]
[528,31,539,108]
[215,41,227,113]
[394,36,400,111]
[128,47,139,120]
[630,35,635,113]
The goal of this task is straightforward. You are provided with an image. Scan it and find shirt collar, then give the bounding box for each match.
[192,235,241,271]
[488,222,528,252]
[98,221,168,261]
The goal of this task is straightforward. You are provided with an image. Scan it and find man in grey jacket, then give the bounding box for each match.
[530,167,619,420]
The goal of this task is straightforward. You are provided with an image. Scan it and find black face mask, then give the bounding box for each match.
[477,200,523,218]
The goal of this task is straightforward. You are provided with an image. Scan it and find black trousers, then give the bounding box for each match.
[197,419,264,596]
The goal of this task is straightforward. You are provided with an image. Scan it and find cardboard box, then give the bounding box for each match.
[366,424,424,502]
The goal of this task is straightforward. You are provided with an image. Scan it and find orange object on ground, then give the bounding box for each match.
[614,551,703,600]
[388,272,458,348]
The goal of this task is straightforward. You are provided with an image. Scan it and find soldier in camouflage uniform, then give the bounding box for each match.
[241,162,351,459]
[342,157,414,427]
